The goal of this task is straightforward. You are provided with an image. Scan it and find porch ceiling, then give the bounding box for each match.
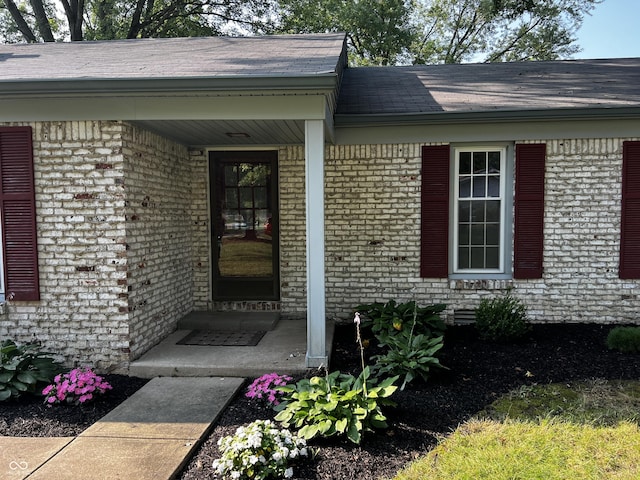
[131,118,306,147]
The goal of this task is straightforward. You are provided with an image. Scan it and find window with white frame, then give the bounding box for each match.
[453,147,507,273]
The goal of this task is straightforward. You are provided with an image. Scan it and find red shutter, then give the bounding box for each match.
[0,127,40,301]
[421,145,450,277]
[620,141,640,279]
[514,143,545,279]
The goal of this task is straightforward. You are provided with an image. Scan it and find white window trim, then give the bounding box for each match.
[450,144,514,280]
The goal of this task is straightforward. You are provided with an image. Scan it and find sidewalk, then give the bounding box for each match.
[1,376,244,480]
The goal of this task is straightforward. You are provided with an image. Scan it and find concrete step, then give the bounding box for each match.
[177,311,280,331]
[129,319,335,378]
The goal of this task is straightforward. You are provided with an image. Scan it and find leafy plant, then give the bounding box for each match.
[474,292,530,342]
[42,367,112,405]
[0,340,63,402]
[356,299,446,343]
[606,327,640,353]
[212,419,308,480]
[245,373,293,406]
[274,367,397,444]
[372,334,446,390]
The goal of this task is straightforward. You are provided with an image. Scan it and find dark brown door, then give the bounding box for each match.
[210,151,279,300]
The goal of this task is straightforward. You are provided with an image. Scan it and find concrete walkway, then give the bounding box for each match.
[1,376,244,480]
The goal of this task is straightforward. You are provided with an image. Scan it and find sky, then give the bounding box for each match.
[574,0,640,59]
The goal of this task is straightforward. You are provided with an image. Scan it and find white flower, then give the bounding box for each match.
[284,467,294,478]
[231,471,241,479]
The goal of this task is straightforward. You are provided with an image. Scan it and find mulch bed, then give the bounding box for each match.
[2,322,639,479]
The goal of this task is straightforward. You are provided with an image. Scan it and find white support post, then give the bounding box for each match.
[304,119,327,368]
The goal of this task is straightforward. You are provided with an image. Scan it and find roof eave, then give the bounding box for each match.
[334,106,640,127]
[0,74,339,96]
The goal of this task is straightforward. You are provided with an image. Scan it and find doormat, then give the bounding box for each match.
[177,330,266,346]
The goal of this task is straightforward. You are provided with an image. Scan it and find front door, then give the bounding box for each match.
[210,151,279,300]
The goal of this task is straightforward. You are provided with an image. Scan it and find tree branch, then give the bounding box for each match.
[28,0,55,41]
[4,0,38,42]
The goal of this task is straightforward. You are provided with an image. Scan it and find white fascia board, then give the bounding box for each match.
[0,93,328,122]
[335,118,640,145]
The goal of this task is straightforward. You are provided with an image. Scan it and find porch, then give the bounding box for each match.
[129,312,335,378]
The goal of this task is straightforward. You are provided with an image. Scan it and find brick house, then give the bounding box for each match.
[0,34,639,371]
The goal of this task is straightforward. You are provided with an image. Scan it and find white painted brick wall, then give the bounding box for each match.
[121,124,194,359]
[278,139,640,325]
[0,121,131,370]
[2,120,637,371]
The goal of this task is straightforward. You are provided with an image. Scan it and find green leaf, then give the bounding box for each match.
[335,418,348,433]
[12,380,28,392]
[346,422,361,444]
[299,424,319,440]
[0,388,12,401]
[318,419,333,434]
[0,371,15,383]
[17,371,37,385]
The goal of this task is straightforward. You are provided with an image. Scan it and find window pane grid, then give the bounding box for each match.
[455,149,504,272]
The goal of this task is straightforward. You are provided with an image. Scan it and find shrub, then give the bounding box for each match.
[356,300,446,344]
[372,333,446,390]
[474,292,530,342]
[0,340,63,402]
[245,373,293,406]
[606,326,640,353]
[212,419,308,479]
[42,367,112,405]
[274,367,397,444]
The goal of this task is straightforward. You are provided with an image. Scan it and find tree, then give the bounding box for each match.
[277,0,416,65]
[275,0,601,65]
[413,0,600,64]
[0,0,277,42]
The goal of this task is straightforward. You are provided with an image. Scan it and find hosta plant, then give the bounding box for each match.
[356,299,446,344]
[0,340,63,402]
[372,333,446,390]
[274,367,398,444]
[212,419,308,479]
[42,367,112,405]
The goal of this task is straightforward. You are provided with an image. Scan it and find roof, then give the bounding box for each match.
[0,34,347,93]
[336,58,640,123]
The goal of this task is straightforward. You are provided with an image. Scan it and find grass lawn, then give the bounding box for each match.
[393,380,640,480]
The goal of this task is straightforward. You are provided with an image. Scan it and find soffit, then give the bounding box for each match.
[131,119,308,146]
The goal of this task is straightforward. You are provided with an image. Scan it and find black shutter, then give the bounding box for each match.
[0,127,40,301]
[620,141,640,279]
[421,145,450,278]
[514,143,546,279]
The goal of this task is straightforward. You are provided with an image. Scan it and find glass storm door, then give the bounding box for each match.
[210,151,279,300]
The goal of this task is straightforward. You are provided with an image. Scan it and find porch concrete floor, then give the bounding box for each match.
[128,317,334,379]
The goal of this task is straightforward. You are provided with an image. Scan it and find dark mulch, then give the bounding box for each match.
[0,375,149,437]
[2,323,639,480]
[179,323,640,480]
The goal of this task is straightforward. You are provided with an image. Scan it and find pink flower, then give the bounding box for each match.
[42,367,112,406]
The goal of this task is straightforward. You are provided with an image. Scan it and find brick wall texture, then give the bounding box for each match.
[0,120,638,370]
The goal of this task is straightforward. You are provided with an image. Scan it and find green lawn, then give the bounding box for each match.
[392,380,640,480]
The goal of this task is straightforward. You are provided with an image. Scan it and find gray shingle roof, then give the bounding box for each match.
[0,34,346,81]
[336,59,640,116]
